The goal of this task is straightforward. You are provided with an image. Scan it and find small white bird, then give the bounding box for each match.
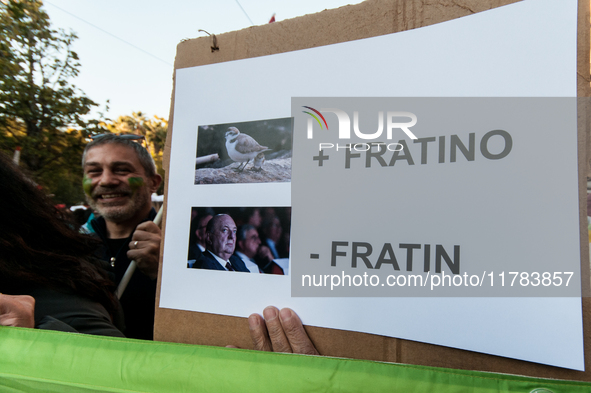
[251,152,265,172]
[225,127,270,171]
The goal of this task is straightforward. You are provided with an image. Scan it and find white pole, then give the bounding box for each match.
[116,205,164,299]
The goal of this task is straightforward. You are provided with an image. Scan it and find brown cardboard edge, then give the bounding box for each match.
[171,0,521,70]
[156,0,591,382]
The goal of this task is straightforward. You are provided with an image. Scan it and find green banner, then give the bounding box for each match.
[0,327,588,392]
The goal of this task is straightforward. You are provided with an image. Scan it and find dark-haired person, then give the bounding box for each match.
[0,152,124,336]
[187,212,213,265]
[81,134,162,340]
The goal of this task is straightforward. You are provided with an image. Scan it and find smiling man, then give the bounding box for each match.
[82,134,162,340]
[193,214,250,272]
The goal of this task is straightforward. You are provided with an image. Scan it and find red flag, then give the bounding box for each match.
[269,13,276,23]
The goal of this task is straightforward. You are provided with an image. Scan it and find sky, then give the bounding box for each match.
[43,0,364,122]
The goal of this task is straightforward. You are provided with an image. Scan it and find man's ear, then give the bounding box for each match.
[148,174,163,193]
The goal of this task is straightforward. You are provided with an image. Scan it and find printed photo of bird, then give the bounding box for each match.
[225,127,271,171]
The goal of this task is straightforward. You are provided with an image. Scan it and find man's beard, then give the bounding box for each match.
[87,187,150,224]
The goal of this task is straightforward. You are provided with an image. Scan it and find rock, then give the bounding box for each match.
[195,158,291,184]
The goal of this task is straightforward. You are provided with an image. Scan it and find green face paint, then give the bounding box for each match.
[82,176,93,196]
[128,177,145,194]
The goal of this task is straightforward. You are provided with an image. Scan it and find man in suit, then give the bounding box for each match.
[187,213,212,267]
[193,214,250,272]
[234,224,262,273]
[235,225,284,275]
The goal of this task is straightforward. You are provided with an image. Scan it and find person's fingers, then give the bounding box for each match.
[248,313,273,351]
[126,239,159,260]
[0,294,35,328]
[135,221,161,234]
[127,224,161,279]
[128,224,161,251]
[20,295,36,328]
[279,308,319,355]
[263,306,292,353]
[126,246,159,278]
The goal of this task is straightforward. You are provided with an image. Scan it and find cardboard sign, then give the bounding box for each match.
[157,0,591,380]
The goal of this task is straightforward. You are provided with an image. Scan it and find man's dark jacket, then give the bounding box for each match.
[88,208,157,340]
[193,250,250,272]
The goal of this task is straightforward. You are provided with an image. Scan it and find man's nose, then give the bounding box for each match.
[98,170,120,186]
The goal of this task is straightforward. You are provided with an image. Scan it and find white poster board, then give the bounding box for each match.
[160,0,584,370]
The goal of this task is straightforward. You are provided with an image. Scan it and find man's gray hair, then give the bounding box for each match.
[82,134,157,178]
[237,224,256,242]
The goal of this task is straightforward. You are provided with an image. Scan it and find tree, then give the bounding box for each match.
[0,0,104,205]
